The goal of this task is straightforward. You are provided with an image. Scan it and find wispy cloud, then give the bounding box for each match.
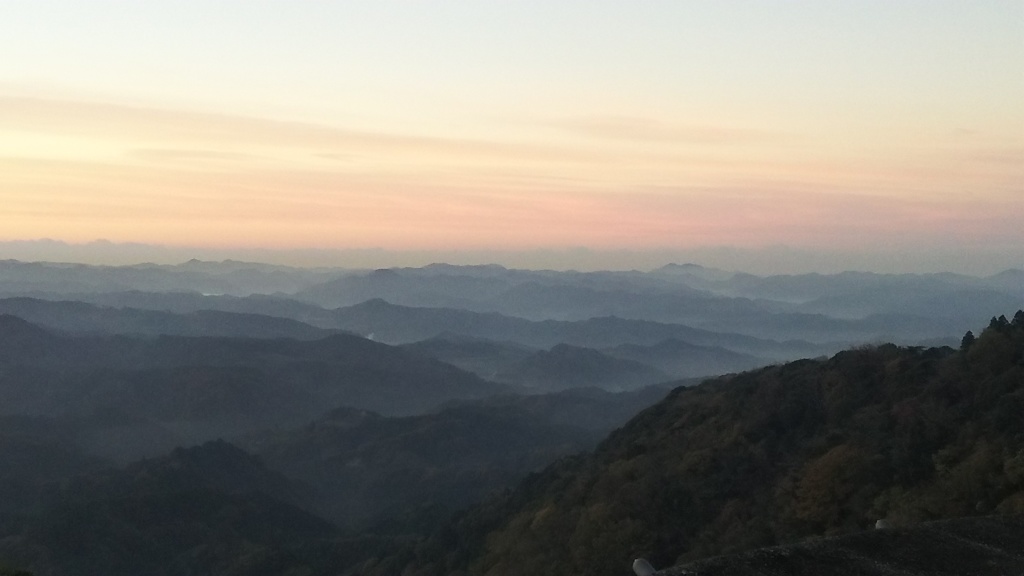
[550,115,784,145]
[2,96,1020,256]
[3,148,1021,257]
[0,96,616,166]
[127,148,263,165]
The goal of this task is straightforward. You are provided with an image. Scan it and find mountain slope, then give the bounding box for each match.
[0,441,334,576]
[0,297,337,339]
[7,260,1019,346]
[400,335,537,380]
[496,343,670,391]
[297,265,1022,343]
[332,299,825,360]
[603,338,767,379]
[252,387,671,533]
[660,513,1024,576]
[0,317,513,460]
[0,415,111,517]
[251,403,599,530]
[367,311,1024,576]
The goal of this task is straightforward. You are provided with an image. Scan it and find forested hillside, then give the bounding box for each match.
[664,513,1024,575]
[360,311,1024,576]
[0,441,336,576]
[1,311,1020,576]
[0,315,511,460]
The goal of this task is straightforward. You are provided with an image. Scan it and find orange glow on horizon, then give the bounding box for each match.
[1,95,1021,255]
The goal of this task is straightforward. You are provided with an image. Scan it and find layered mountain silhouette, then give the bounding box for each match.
[404,336,678,391]
[0,297,337,339]
[0,258,335,296]
[365,312,1024,576]
[493,343,670,391]
[0,316,511,460]
[7,261,1018,346]
[331,298,823,360]
[400,334,536,379]
[603,338,767,379]
[1,259,1022,576]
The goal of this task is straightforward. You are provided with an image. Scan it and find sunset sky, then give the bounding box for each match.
[1,1,1022,272]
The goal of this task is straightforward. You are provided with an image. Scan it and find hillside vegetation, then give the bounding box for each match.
[662,513,1024,576]
[362,312,1024,576]
[0,315,510,461]
[1,310,1020,576]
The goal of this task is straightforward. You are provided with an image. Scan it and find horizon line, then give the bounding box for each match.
[1,238,1021,277]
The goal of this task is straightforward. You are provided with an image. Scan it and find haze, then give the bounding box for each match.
[2,1,1022,273]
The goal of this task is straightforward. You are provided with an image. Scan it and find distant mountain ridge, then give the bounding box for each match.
[293,263,1022,343]
[331,298,824,360]
[0,258,336,295]
[4,259,1018,349]
[0,259,1021,576]
[0,297,338,339]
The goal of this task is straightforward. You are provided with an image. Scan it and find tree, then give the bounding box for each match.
[960,330,976,350]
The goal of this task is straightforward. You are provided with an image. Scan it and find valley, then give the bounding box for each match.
[0,260,1020,575]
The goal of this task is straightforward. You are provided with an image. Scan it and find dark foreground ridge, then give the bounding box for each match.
[364,312,1023,576]
[660,513,1024,576]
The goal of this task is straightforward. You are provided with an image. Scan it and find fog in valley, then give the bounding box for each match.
[2,1,1022,574]
[0,258,1021,575]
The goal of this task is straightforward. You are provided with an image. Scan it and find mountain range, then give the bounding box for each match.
[0,258,1021,575]
[4,260,1020,347]
[362,312,1024,576]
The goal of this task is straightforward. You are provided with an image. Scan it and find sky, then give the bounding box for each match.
[1,1,1022,273]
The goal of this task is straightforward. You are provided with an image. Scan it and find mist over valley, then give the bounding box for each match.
[0,259,1021,575]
